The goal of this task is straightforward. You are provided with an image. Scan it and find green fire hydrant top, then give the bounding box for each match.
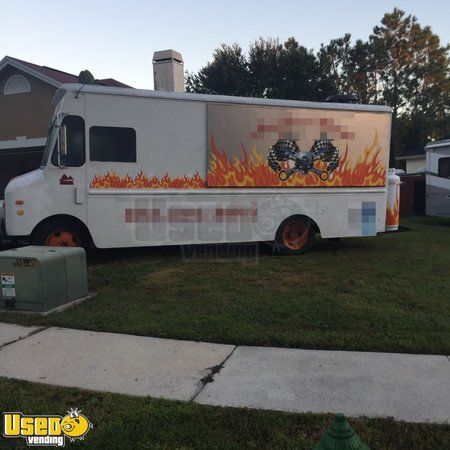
[313,413,370,450]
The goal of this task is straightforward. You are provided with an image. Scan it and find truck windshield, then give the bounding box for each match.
[40,117,58,167]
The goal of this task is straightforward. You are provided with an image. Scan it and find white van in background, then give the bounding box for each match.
[425,139,450,218]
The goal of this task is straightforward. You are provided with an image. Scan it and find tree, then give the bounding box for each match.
[370,9,417,161]
[187,37,332,102]
[317,34,352,95]
[273,37,328,101]
[370,9,450,157]
[186,9,449,162]
[185,44,250,96]
[403,24,450,147]
[78,70,95,85]
[347,39,378,104]
[247,37,283,97]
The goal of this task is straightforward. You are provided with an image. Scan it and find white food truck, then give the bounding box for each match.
[425,139,450,218]
[4,84,395,254]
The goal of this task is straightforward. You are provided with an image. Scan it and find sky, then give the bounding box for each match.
[1,0,449,89]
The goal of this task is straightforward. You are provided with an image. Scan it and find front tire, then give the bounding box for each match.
[275,216,314,255]
[32,218,90,249]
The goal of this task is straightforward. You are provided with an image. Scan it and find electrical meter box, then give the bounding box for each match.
[0,246,88,313]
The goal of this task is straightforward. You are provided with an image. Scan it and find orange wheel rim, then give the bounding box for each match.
[320,171,329,181]
[282,221,308,250]
[45,229,79,247]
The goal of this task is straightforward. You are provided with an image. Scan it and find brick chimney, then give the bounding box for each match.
[152,50,184,92]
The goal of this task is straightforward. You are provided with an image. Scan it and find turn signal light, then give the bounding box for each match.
[15,200,24,205]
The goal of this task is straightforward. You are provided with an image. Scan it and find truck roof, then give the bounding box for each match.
[56,83,392,114]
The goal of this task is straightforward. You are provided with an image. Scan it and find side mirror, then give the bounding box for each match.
[59,125,68,156]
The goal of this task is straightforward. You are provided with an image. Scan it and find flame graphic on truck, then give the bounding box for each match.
[386,195,400,226]
[207,132,386,187]
[90,171,206,189]
[89,133,385,189]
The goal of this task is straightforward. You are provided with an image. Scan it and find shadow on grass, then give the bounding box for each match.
[89,242,273,266]
[87,238,353,265]
[406,215,450,227]
[87,235,386,266]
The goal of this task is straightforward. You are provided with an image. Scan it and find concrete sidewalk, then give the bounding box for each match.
[0,322,448,424]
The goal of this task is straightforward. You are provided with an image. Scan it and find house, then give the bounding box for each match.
[396,148,426,175]
[0,56,130,197]
[395,148,426,216]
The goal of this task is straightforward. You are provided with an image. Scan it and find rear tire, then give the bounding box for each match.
[32,218,90,249]
[275,216,314,255]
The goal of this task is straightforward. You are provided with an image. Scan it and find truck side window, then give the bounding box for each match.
[438,157,450,179]
[51,116,85,167]
[89,126,136,162]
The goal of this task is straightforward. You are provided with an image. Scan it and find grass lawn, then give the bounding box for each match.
[0,216,449,354]
[0,377,448,449]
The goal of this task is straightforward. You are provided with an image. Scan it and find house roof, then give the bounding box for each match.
[0,56,131,88]
[95,78,130,88]
[396,153,426,161]
[396,146,425,158]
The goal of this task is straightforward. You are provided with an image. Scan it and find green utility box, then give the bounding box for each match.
[0,246,88,313]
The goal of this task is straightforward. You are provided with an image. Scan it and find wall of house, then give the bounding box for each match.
[399,173,425,216]
[0,66,56,141]
[0,146,43,197]
[406,157,426,174]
